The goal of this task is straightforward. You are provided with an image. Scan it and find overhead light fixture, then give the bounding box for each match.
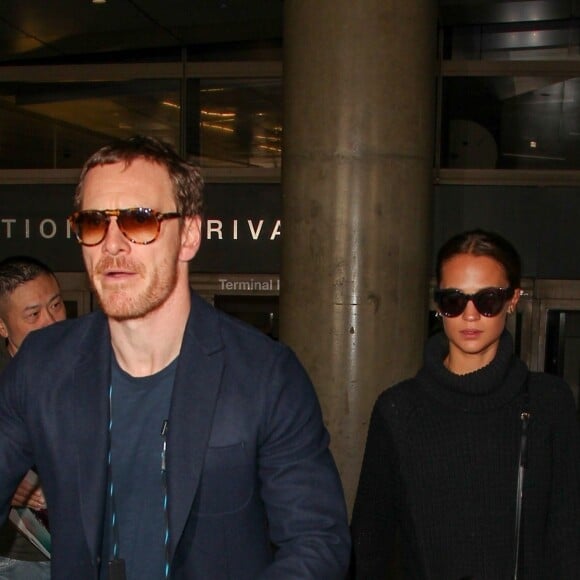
[92,0,107,4]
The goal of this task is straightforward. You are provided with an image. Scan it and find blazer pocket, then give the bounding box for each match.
[194,441,254,516]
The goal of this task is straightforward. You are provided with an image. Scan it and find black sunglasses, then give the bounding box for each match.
[68,208,182,246]
[433,287,515,318]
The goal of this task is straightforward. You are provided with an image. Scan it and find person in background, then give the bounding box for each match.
[0,256,66,579]
[0,136,350,580]
[351,229,580,579]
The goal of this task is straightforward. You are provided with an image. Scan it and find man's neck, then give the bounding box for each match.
[108,284,191,378]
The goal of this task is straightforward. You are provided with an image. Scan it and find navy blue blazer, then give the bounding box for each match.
[0,292,350,579]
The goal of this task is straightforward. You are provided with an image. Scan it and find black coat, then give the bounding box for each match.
[352,331,580,579]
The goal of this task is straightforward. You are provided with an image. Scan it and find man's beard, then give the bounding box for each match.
[91,255,179,321]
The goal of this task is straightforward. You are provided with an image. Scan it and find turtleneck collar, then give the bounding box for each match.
[416,330,528,412]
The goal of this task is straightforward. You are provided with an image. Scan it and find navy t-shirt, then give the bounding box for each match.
[100,355,176,580]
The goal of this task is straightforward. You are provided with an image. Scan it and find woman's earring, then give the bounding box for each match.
[435,311,442,319]
[507,306,514,314]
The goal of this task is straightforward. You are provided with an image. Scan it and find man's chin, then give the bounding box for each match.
[96,293,142,321]
[97,293,166,322]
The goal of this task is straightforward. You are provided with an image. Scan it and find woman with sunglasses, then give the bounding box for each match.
[351,229,580,579]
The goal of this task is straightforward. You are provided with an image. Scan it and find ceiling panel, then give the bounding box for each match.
[0,0,284,62]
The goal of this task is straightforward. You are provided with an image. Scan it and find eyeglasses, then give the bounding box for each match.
[68,208,182,246]
[433,287,515,318]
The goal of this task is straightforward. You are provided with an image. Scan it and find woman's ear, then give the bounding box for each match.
[507,288,522,314]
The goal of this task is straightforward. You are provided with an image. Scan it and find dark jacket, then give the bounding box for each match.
[0,291,350,579]
[352,331,580,579]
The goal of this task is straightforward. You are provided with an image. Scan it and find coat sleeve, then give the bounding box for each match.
[0,355,36,525]
[545,383,580,579]
[351,395,398,579]
[255,348,351,580]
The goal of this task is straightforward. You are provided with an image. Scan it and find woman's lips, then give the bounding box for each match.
[460,329,482,338]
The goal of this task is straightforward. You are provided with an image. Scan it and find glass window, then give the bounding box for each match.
[214,295,279,339]
[0,79,180,169]
[545,309,580,410]
[441,75,580,169]
[190,78,282,168]
[441,14,580,61]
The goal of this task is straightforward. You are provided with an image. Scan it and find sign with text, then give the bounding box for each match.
[0,183,281,273]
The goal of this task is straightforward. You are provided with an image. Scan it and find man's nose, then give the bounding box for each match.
[101,217,130,255]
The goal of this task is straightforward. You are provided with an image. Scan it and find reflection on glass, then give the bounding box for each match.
[0,80,180,169]
[545,309,580,409]
[441,76,580,169]
[214,295,279,339]
[63,300,79,319]
[443,19,580,61]
[193,78,282,168]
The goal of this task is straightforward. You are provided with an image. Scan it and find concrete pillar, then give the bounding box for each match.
[279,0,437,512]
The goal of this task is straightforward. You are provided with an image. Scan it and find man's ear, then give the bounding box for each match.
[179,215,202,262]
[0,318,8,339]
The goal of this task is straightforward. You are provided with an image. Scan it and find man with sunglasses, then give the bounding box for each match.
[0,136,350,580]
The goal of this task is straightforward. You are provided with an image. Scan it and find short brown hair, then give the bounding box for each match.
[75,135,204,217]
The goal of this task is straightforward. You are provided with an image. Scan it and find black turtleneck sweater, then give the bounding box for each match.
[352,331,580,580]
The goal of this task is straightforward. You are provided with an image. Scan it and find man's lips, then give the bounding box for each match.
[99,269,138,281]
[104,269,134,276]
[95,258,145,280]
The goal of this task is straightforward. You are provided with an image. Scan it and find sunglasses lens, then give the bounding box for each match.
[117,209,159,243]
[71,211,108,246]
[436,290,467,318]
[473,289,506,317]
[435,287,513,318]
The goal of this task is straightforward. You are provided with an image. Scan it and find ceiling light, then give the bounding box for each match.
[201,110,236,118]
[201,122,234,133]
[92,0,107,4]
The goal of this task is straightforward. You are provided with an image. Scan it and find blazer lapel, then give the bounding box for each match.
[167,294,225,559]
[72,316,111,561]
